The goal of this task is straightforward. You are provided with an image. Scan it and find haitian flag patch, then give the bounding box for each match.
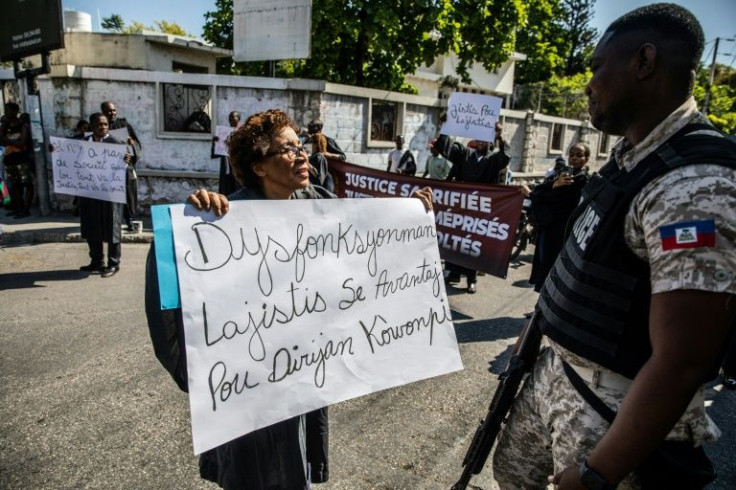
[659,220,716,251]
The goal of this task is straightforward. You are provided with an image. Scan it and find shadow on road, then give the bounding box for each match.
[0,270,92,289]
[453,315,525,345]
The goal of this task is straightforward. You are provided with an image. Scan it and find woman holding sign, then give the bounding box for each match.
[146,109,433,490]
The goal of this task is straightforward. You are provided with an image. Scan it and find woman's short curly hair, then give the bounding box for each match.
[227,109,299,188]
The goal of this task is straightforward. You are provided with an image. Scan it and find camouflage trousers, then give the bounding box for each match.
[491,346,719,489]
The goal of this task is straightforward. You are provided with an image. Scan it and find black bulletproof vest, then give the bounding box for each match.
[538,123,736,379]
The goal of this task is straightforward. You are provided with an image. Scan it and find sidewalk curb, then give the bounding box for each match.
[0,229,154,245]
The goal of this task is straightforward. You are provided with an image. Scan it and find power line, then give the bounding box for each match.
[702,42,715,67]
[726,51,736,70]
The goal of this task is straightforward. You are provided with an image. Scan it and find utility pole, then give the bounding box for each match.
[703,37,720,115]
[703,37,735,115]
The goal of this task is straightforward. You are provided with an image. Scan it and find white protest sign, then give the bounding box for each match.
[49,136,127,203]
[440,92,503,142]
[214,125,234,156]
[84,128,131,142]
[110,127,131,142]
[170,198,463,454]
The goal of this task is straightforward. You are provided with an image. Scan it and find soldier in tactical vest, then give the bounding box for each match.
[492,4,735,489]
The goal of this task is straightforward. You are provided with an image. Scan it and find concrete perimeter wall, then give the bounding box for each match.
[20,67,614,212]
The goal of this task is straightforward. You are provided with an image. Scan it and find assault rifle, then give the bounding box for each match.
[451,313,543,490]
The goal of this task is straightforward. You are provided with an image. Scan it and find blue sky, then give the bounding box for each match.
[62,0,736,65]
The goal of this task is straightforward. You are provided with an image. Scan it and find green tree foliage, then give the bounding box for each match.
[515,0,596,84]
[154,21,191,37]
[694,63,736,135]
[559,0,597,76]
[514,0,566,84]
[203,0,526,93]
[433,0,525,85]
[102,13,191,36]
[101,14,125,32]
[515,70,590,119]
[121,21,147,34]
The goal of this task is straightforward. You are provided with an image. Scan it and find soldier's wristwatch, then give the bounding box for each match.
[579,459,616,490]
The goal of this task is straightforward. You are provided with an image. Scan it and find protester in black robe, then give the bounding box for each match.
[146,110,332,490]
[101,101,140,229]
[78,112,132,277]
[435,119,510,294]
[146,109,433,489]
[307,118,346,161]
[529,143,591,291]
[308,132,335,192]
[211,110,241,196]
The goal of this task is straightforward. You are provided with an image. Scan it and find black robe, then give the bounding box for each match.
[529,168,589,291]
[436,134,510,184]
[308,152,335,192]
[78,134,126,243]
[109,118,140,217]
[145,184,333,490]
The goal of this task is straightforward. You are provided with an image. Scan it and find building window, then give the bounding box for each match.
[172,62,208,74]
[161,83,212,133]
[370,100,398,143]
[550,123,565,152]
[598,132,611,156]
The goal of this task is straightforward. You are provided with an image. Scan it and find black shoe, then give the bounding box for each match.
[80,262,104,272]
[13,211,30,219]
[467,282,477,294]
[101,265,119,278]
[724,376,736,390]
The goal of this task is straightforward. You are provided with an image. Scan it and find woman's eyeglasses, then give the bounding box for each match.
[267,144,307,159]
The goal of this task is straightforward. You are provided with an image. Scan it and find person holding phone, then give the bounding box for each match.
[529,143,590,291]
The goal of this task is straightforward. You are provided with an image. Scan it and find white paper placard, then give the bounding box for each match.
[110,127,131,142]
[440,92,503,142]
[49,136,127,203]
[170,198,463,454]
[214,125,234,156]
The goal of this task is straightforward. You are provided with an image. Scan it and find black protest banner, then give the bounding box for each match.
[329,159,524,279]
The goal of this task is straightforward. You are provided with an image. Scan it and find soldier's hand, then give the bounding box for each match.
[411,186,434,213]
[548,464,587,489]
[123,153,132,164]
[188,189,230,216]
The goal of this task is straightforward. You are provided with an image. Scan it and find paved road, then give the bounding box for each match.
[0,242,733,489]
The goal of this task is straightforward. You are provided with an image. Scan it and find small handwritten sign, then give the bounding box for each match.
[83,128,130,142]
[49,136,127,203]
[170,198,463,454]
[214,125,234,156]
[440,92,503,142]
[110,127,131,142]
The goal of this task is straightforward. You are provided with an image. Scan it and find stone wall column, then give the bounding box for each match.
[520,110,536,172]
[579,117,594,146]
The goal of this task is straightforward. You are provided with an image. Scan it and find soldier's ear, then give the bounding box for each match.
[635,43,657,80]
